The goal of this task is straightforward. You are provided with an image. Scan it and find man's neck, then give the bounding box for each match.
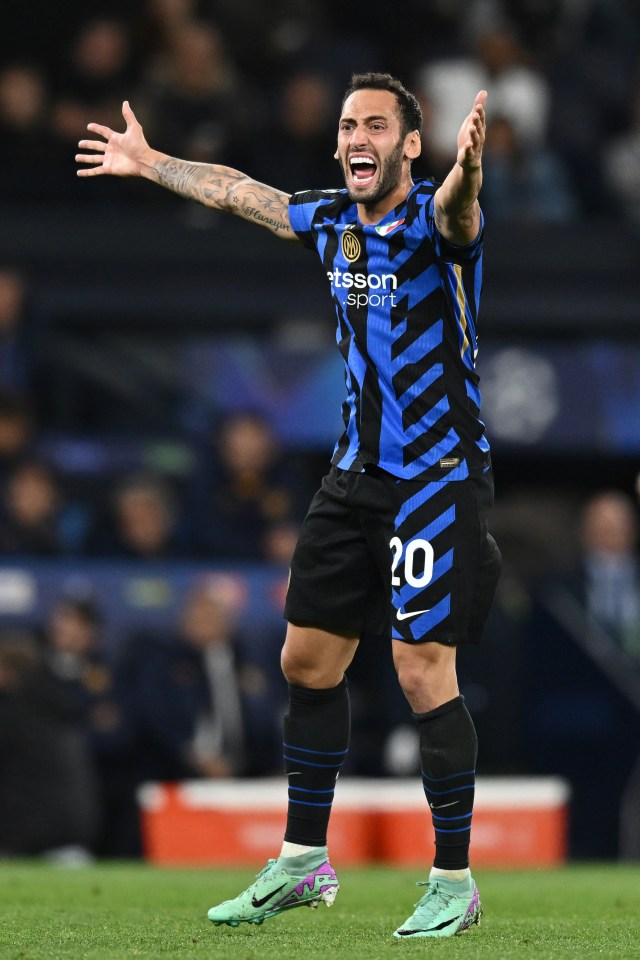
[357,177,414,225]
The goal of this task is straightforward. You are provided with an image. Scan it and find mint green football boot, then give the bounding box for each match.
[393,874,482,939]
[208,858,339,927]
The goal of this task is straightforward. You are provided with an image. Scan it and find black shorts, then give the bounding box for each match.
[284,465,501,645]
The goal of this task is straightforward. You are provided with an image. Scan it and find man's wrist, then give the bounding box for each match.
[458,158,482,172]
[139,148,167,180]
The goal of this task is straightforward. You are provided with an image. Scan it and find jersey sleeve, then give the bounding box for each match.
[288,191,324,250]
[288,189,347,251]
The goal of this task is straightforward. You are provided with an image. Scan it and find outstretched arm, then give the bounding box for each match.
[433,90,487,246]
[76,101,295,240]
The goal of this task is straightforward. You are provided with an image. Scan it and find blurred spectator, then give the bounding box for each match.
[119,573,281,785]
[578,490,640,659]
[546,0,640,214]
[603,87,640,232]
[0,64,69,200]
[0,632,99,858]
[526,485,640,858]
[87,471,185,558]
[138,19,247,164]
[40,594,132,857]
[263,518,300,566]
[140,0,199,54]
[42,595,112,715]
[251,72,340,191]
[326,0,461,73]
[476,25,550,145]
[51,18,136,144]
[0,267,32,392]
[418,21,550,170]
[203,0,335,86]
[481,113,578,223]
[193,411,298,561]
[0,64,45,132]
[0,457,86,556]
[0,390,34,485]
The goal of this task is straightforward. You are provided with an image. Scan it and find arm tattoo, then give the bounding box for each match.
[434,197,477,242]
[240,186,292,236]
[152,157,293,237]
[155,157,242,207]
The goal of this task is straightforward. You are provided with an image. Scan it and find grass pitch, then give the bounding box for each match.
[1,861,639,960]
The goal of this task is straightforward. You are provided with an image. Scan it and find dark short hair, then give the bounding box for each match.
[341,72,423,138]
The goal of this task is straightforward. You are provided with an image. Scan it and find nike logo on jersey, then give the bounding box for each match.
[397,607,431,620]
[430,800,460,810]
[251,884,287,908]
[375,217,406,237]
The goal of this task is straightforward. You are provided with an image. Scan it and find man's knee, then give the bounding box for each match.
[281,623,359,688]
[280,638,323,686]
[393,640,458,712]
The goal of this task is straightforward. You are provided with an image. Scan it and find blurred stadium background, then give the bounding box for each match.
[1,0,640,867]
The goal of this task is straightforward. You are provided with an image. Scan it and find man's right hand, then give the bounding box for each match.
[76,101,155,178]
[75,103,296,241]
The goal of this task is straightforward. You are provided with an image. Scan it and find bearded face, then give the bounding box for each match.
[336,88,418,213]
[340,134,405,206]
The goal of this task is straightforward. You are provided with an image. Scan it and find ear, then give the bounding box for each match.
[404,130,421,161]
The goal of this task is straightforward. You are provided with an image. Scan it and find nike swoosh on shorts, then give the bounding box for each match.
[396,608,431,620]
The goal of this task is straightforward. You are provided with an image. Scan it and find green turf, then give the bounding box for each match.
[1,861,639,960]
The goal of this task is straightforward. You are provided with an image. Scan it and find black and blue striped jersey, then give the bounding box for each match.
[288,179,491,481]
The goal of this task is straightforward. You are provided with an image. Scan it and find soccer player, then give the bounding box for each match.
[77,72,501,940]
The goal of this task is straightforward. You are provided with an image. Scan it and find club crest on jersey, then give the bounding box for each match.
[375,218,405,237]
[341,229,362,262]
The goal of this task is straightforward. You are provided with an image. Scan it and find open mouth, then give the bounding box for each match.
[348,154,378,187]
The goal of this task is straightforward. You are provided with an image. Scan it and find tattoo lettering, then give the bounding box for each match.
[239,187,292,235]
[243,205,288,232]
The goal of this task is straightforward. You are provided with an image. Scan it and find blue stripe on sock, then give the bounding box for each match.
[431,813,473,822]
[423,784,474,797]
[421,768,475,783]
[283,754,343,768]
[283,742,349,756]
[288,786,336,794]
[434,825,473,833]
[287,798,334,807]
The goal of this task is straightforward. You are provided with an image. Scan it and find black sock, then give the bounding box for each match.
[413,695,477,870]
[283,678,350,846]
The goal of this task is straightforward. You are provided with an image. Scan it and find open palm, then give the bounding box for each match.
[456,90,488,170]
[76,101,151,178]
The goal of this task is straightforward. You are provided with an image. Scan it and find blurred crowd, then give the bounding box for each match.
[3,0,640,861]
[1,0,640,225]
[0,245,317,859]
[0,574,287,858]
[0,265,310,563]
